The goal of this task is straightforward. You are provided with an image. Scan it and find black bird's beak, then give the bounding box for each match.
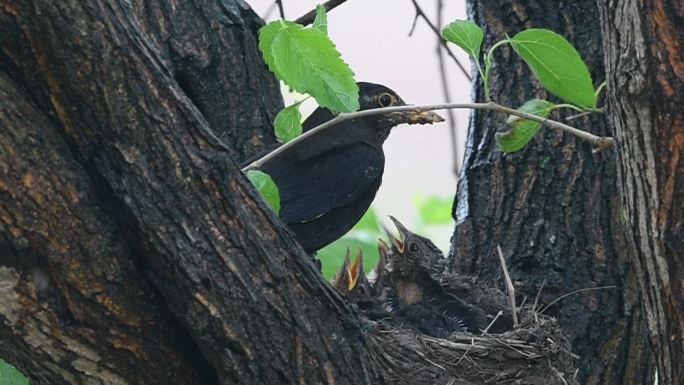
[377,238,389,261]
[384,216,410,253]
[406,110,445,125]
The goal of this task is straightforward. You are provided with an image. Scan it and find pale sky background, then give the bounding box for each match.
[248,0,471,249]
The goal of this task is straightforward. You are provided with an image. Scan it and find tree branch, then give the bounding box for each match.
[275,0,285,19]
[295,0,349,25]
[435,0,460,176]
[242,102,614,171]
[409,0,472,82]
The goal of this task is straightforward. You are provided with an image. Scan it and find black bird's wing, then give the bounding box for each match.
[239,107,335,168]
[264,139,384,224]
[301,106,335,132]
[434,292,488,334]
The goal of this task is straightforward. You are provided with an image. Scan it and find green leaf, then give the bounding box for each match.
[441,20,484,58]
[417,195,453,225]
[246,170,281,215]
[274,103,303,142]
[496,99,555,153]
[258,22,285,81]
[0,359,29,385]
[509,29,596,109]
[313,5,328,34]
[259,20,359,112]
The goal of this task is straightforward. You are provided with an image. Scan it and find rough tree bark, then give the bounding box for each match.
[452,1,654,384]
[599,1,684,384]
[0,1,378,384]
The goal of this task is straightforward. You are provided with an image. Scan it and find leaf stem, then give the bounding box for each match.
[483,39,510,101]
[552,103,585,113]
[594,81,607,99]
[241,101,615,171]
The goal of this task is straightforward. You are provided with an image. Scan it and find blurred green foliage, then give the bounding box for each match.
[318,207,382,278]
[318,194,454,279]
[415,194,453,226]
[0,359,29,385]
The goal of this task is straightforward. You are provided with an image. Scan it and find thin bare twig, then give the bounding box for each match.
[481,310,502,335]
[550,364,569,385]
[532,277,547,323]
[261,2,278,20]
[497,245,518,327]
[539,286,616,314]
[275,0,285,19]
[408,11,420,36]
[409,0,471,81]
[435,0,460,176]
[454,337,475,366]
[295,0,349,26]
[241,101,615,171]
[481,327,534,358]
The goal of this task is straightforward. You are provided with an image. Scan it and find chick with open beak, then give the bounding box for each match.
[383,216,447,281]
[331,248,372,302]
[380,216,488,336]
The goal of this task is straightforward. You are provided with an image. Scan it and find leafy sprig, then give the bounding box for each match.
[442,21,603,152]
[245,9,611,217]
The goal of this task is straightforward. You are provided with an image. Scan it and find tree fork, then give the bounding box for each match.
[0,1,374,383]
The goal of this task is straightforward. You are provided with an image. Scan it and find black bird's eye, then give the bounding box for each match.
[357,285,366,295]
[378,93,394,107]
[408,242,420,253]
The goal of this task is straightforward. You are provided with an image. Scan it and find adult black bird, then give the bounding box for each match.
[383,216,488,336]
[254,82,443,252]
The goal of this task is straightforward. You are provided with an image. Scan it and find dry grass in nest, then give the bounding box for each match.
[365,308,578,385]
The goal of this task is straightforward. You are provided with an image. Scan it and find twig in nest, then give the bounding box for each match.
[295,0,349,26]
[368,314,578,385]
[533,277,547,323]
[454,337,475,366]
[481,329,533,358]
[539,286,616,314]
[481,310,502,335]
[550,364,569,385]
[497,245,518,327]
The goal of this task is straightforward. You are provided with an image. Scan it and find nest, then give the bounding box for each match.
[365,308,578,385]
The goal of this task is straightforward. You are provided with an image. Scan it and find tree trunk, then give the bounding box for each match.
[598,1,684,384]
[453,1,654,383]
[0,1,376,384]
